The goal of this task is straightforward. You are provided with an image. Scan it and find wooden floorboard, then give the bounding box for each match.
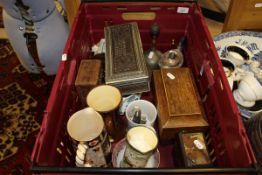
[0,28,7,39]
[204,18,224,37]
[199,0,230,13]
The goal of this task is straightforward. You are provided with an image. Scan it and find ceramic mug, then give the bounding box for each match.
[225,44,252,66]
[123,126,158,168]
[86,85,122,138]
[67,107,111,167]
[125,100,157,129]
[221,58,235,77]
[233,74,262,107]
[111,138,160,168]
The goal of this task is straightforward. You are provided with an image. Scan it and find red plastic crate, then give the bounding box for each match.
[31,1,257,174]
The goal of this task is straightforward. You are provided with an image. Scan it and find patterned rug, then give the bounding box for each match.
[0,40,54,175]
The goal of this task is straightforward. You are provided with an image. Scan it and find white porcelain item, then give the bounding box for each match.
[112,138,160,168]
[76,149,86,160]
[233,74,262,107]
[233,68,256,81]
[119,127,159,167]
[86,85,122,112]
[220,58,236,90]
[233,89,256,108]
[225,44,252,66]
[251,67,262,80]
[67,107,104,142]
[242,75,262,99]
[126,126,158,153]
[75,155,84,166]
[220,58,236,76]
[227,76,234,90]
[250,60,260,69]
[125,100,157,129]
[213,31,262,117]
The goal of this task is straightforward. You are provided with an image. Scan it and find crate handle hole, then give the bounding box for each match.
[211,156,217,163]
[102,6,111,9]
[209,66,214,77]
[150,6,161,11]
[117,6,127,11]
[56,147,62,155]
[199,63,205,77]
[206,138,212,146]
[219,79,224,91]
[202,93,208,102]
[219,149,226,156]
[65,155,71,163]
[167,6,176,10]
[67,148,73,156]
[59,76,65,91]
[209,149,215,156]
[205,40,210,49]
[122,12,156,21]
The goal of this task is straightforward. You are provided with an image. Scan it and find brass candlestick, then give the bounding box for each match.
[144,23,162,70]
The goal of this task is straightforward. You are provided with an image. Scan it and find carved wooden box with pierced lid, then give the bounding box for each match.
[105,22,150,95]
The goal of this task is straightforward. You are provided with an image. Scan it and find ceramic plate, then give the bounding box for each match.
[214,31,262,65]
[214,31,262,118]
[112,138,160,168]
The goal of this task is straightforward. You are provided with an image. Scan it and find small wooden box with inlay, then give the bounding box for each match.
[153,68,209,142]
[105,22,150,95]
[75,59,101,106]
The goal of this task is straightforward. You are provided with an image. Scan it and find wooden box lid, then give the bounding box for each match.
[104,22,149,87]
[153,68,208,141]
[161,68,202,117]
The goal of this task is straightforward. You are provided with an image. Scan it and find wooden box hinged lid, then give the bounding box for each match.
[153,68,209,141]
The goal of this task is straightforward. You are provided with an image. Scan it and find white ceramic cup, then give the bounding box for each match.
[123,126,158,168]
[67,107,104,142]
[225,44,252,66]
[221,58,236,77]
[233,74,262,107]
[125,100,157,129]
[67,107,111,167]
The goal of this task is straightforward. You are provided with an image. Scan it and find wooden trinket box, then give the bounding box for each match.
[105,22,150,95]
[153,68,209,142]
[178,132,212,167]
[75,59,101,105]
